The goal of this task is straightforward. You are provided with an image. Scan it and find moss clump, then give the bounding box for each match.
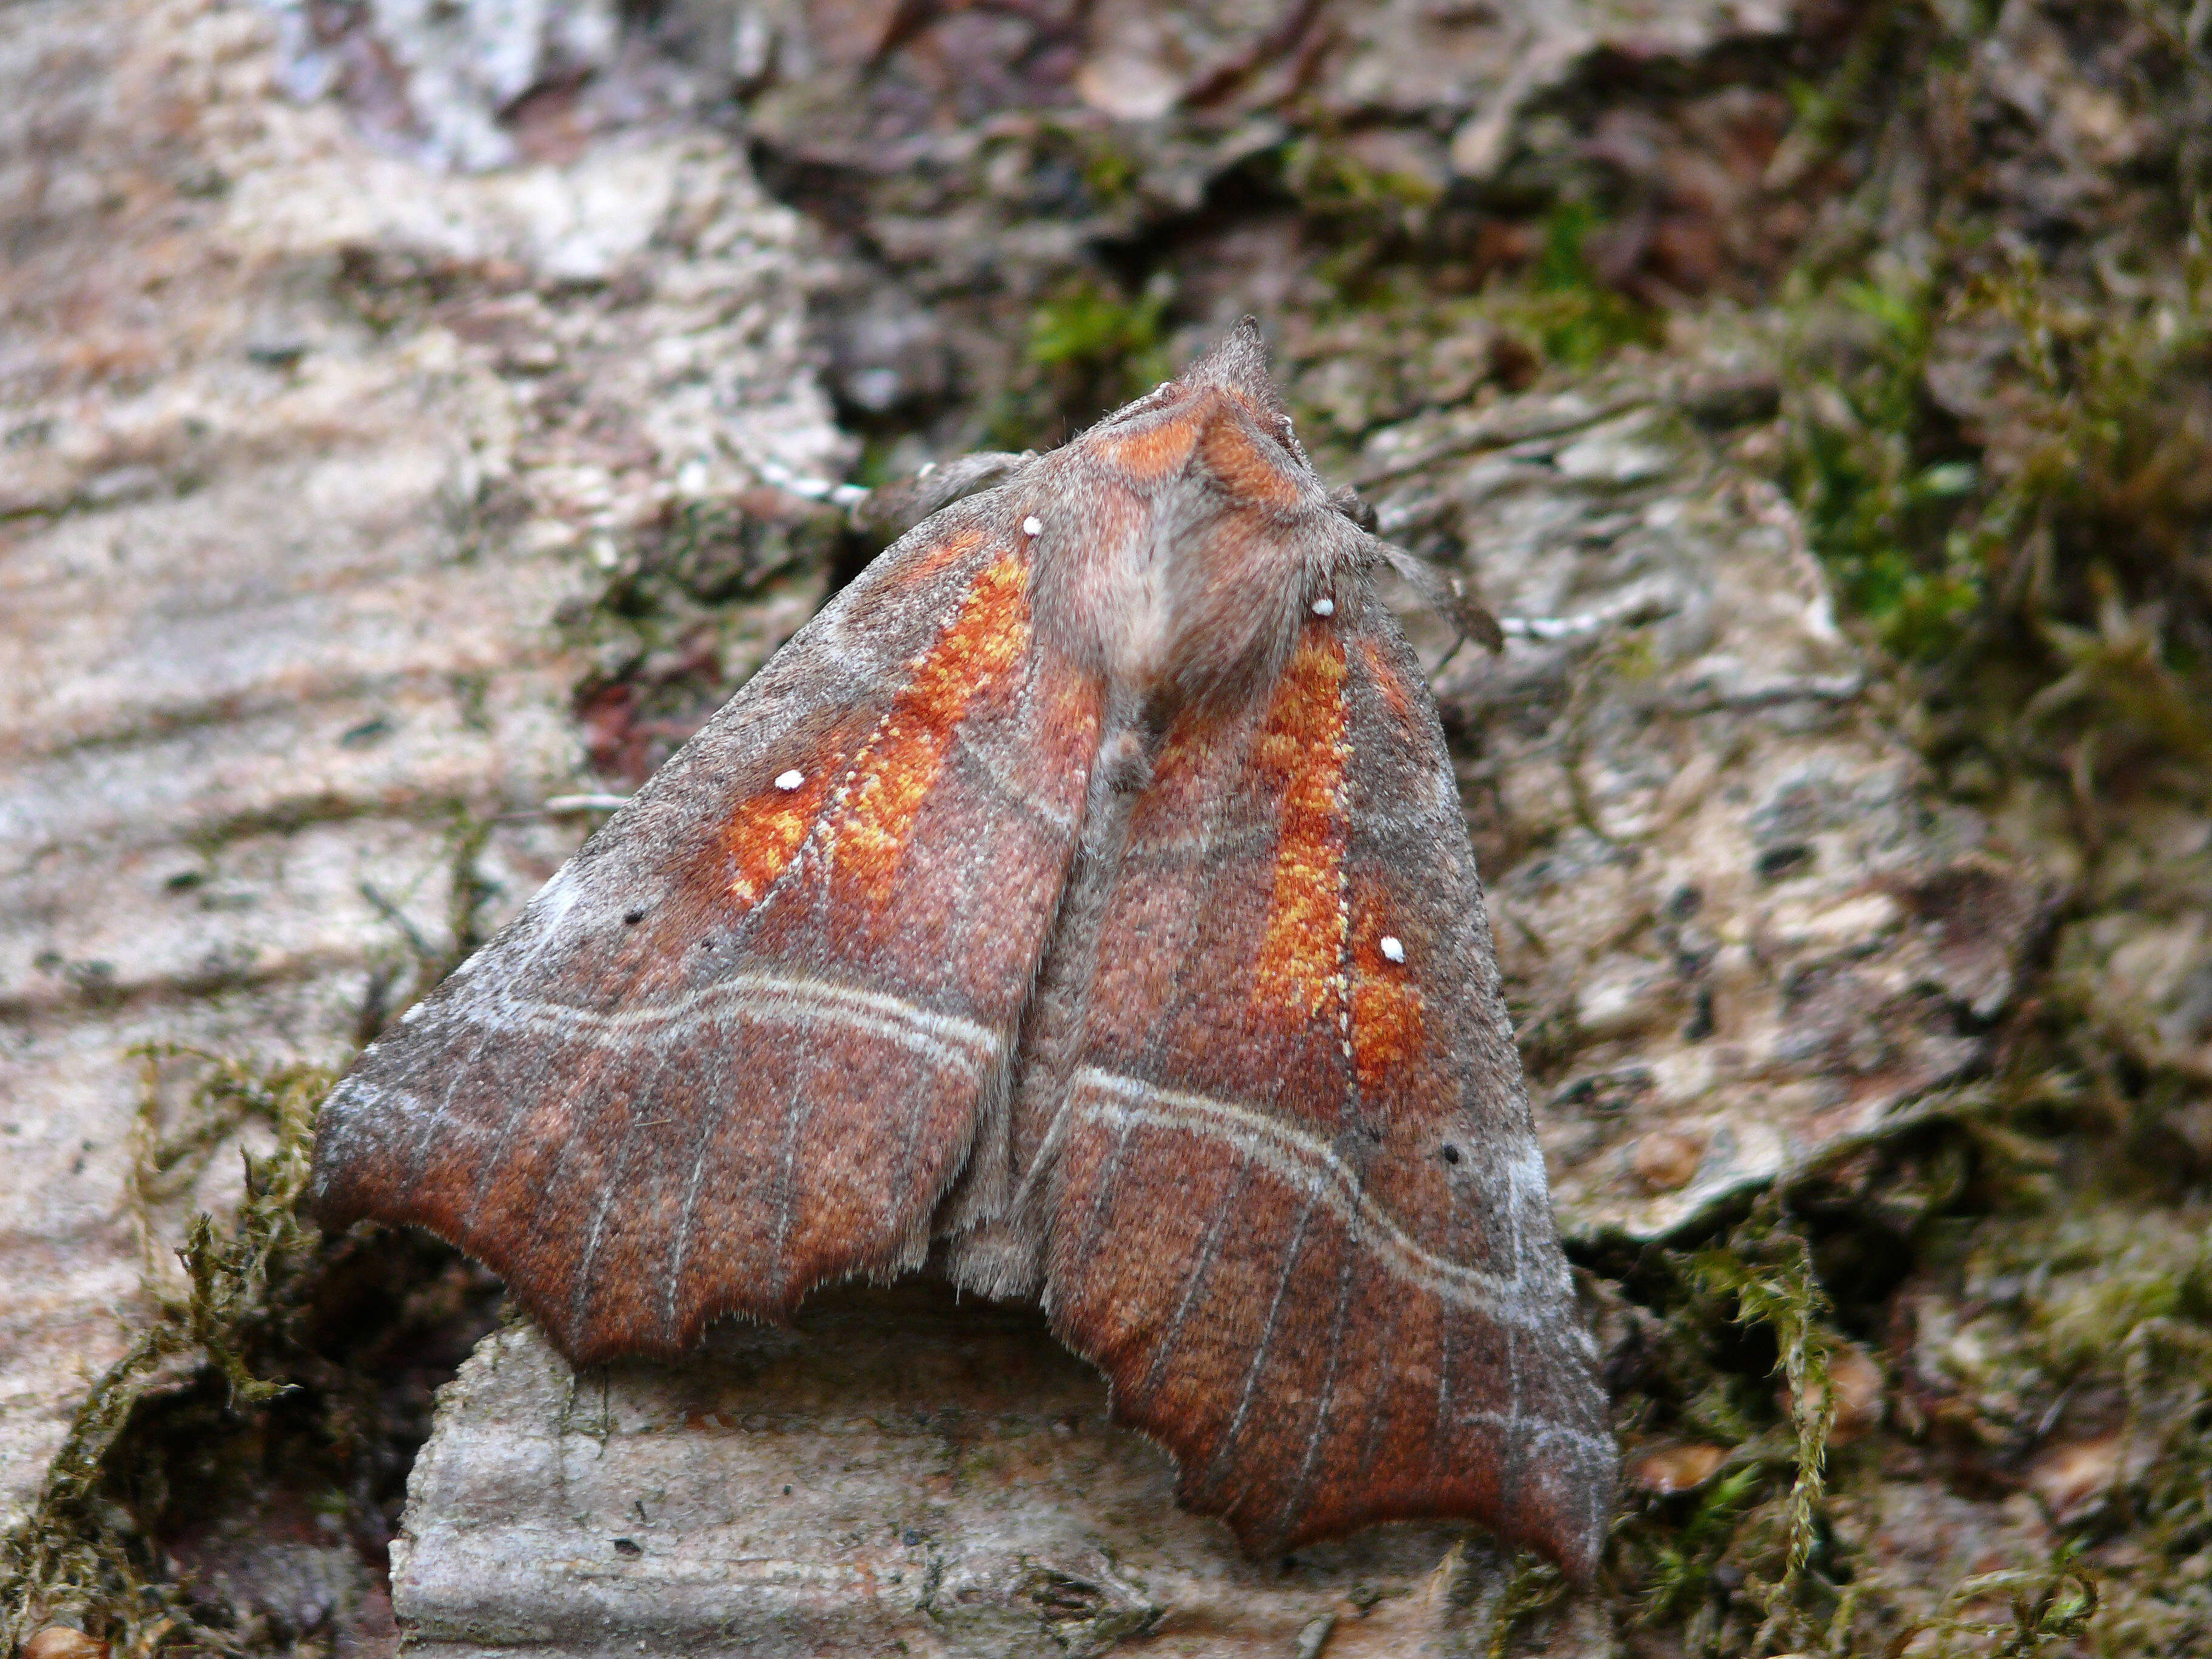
[1632,1465,1765,1632]
[1600,1200,1857,1654]
[1682,1212,1840,1618]
[1758,0,2212,822]
[1781,245,2212,710]
[1278,135,1445,225]
[1781,267,1986,663]
[0,1052,499,1657]
[997,276,1176,449]
[1496,201,1667,374]
[1590,1138,2212,1654]
[1027,278,1169,383]
[1,1054,328,1653]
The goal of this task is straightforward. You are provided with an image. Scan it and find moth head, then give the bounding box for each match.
[1082,317,1304,457]
[1178,314,1296,418]
[1034,319,1367,714]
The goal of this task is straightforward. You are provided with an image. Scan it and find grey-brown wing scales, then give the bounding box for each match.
[1031,594,1617,1573]
[310,496,1105,1362]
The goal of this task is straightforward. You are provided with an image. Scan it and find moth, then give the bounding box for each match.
[311,321,1617,1577]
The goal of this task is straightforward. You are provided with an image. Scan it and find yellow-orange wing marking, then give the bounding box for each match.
[1250,624,1352,1026]
[721,763,840,908]
[717,528,1008,912]
[826,551,1032,904]
[1348,879,1426,1097]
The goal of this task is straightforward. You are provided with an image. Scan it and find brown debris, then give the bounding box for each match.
[21,1630,109,1659]
[1626,1442,1732,1496]
[1632,1129,1709,1194]
[2025,1432,2143,1529]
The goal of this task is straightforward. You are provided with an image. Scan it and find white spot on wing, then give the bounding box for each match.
[1022,515,1044,537]
[1311,597,1335,616]
[775,769,804,791]
[1381,934,1406,963]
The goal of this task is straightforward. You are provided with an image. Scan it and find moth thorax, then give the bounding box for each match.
[1044,483,1317,714]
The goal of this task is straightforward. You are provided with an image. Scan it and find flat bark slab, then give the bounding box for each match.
[1367,390,2044,1239]
[397,1285,1611,1659]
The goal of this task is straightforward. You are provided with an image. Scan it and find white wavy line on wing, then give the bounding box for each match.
[1452,1407,1618,1460]
[1070,1067,1569,1328]
[460,973,1005,1074]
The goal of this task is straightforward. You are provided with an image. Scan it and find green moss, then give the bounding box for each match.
[1026,278,1172,397]
[1073,139,1138,212]
[1781,232,2212,709]
[1683,1211,1839,1608]
[980,275,1178,451]
[1279,135,1444,220]
[1971,247,2212,780]
[1596,1144,2212,1654]
[1889,1553,2101,1658]
[1779,269,1986,662]
[1,1053,329,1653]
[1,1050,499,1657]
[1610,1204,1851,1649]
[1485,201,1664,372]
[1635,1465,1764,1629]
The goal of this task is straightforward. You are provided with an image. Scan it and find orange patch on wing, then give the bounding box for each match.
[717,531,1001,912]
[1349,895,1427,1096]
[1358,637,1416,730]
[830,552,1031,900]
[1094,414,1200,483]
[890,524,987,588]
[722,760,841,908]
[1250,628,1350,1024]
[1198,414,1303,510]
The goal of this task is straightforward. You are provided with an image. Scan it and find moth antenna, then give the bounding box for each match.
[848,449,1037,541]
[1363,533,1507,656]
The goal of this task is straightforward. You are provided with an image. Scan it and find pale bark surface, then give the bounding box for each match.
[398,1292,1595,1659]
[1,0,842,1539]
